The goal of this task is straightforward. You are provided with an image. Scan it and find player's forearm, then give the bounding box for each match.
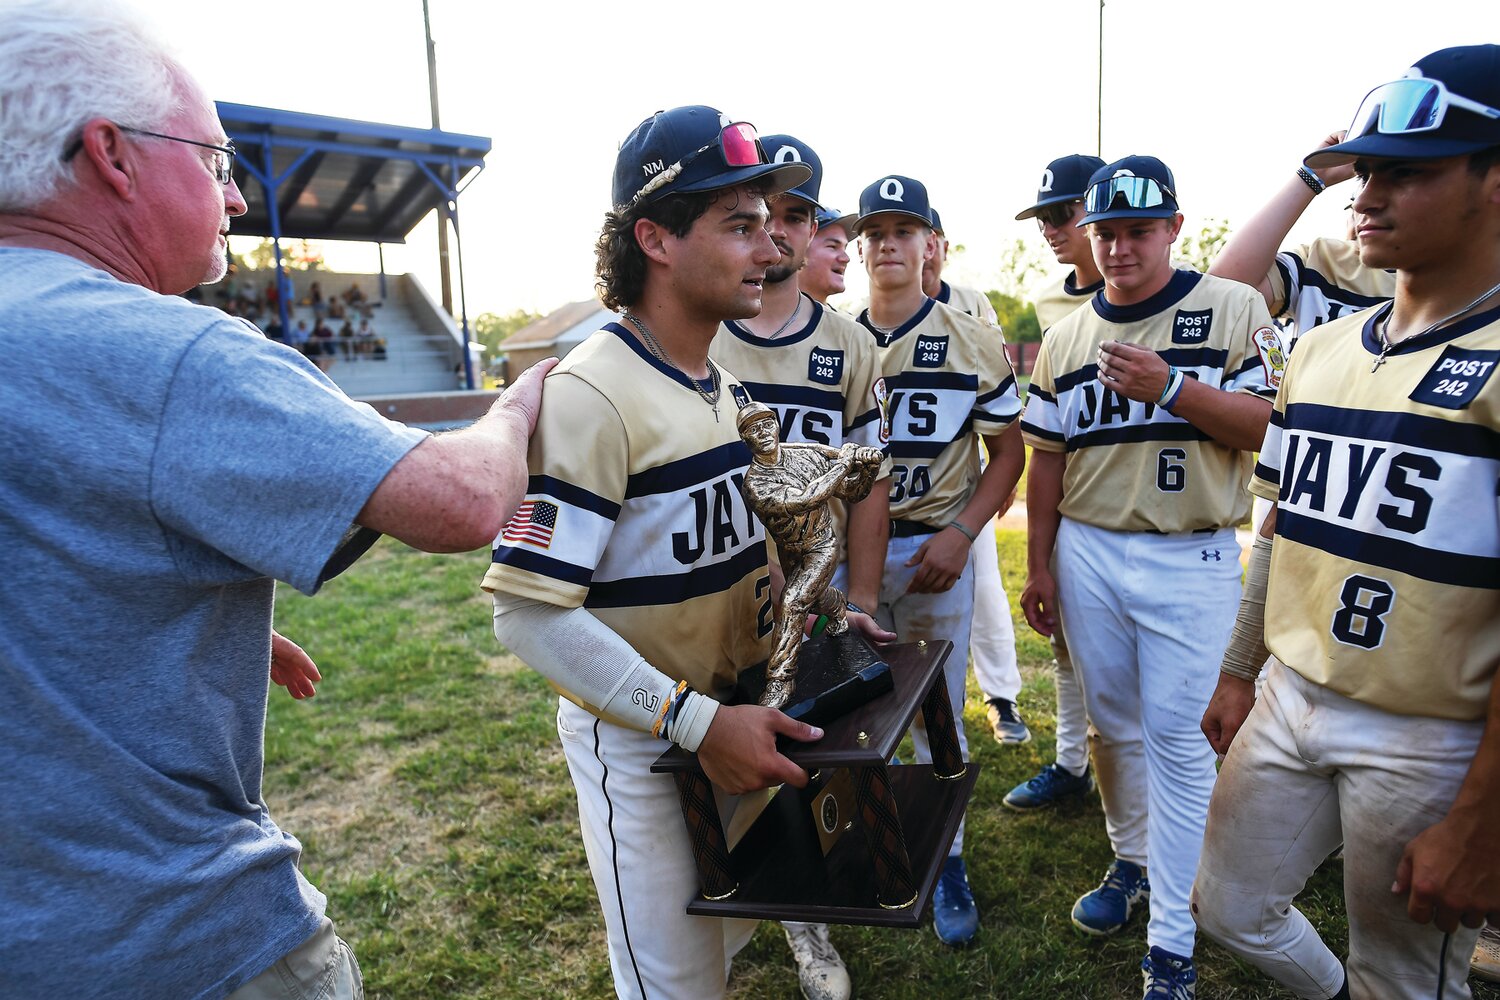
[491,593,717,751]
[845,483,890,608]
[1168,380,1273,452]
[1206,175,1314,307]
[1446,671,1500,824]
[955,424,1026,533]
[1026,449,1065,575]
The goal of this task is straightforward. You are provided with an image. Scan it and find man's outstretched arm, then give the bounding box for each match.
[358,357,557,552]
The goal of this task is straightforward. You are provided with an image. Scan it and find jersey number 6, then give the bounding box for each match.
[1156,448,1187,493]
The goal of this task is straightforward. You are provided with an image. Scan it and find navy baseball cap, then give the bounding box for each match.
[930,209,945,235]
[814,206,856,233]
[1305,45,1500,169]
[852,175,933,233]
[761,134,825,210]
[1015,154,1107,220]
[1079,155,1179,225]
[612,106,811,208]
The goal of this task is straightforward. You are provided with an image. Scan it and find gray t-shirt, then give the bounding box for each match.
[0,249,428,998]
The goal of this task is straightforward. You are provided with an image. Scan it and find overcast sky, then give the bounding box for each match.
[148,0,1487,317]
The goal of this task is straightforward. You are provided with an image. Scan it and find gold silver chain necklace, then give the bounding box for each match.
[623,312,722,420]
[1372,279,1500,373]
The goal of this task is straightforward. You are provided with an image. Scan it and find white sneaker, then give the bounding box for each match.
[782,921,851,1000]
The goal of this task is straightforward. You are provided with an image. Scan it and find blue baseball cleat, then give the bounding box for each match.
[1003,763,1094,811]
[1141,945,1196,999]
[932,855,979,947]
[1072,858,1149,936]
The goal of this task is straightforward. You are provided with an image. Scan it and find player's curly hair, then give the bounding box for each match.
[594,190,722,312]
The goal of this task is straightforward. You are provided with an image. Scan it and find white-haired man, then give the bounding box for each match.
[0,2,547,997]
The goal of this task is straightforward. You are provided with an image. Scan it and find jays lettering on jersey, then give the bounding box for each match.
[1267,237,1395,344]
[935,281,999,326]
[1251,302,1500,721]
[1022,271,1279,533]
[1033,271,1106,334]
[483,324,773,706]
[859,299,1022,527]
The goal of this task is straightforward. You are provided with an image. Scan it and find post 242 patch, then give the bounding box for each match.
[1172,309,1212,344]
[1409,346,1500,410]
[807,346,844,385]
[914,334,948,367]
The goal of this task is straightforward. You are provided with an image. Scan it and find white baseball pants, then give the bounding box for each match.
[1193,660,1484,1000]
[557,699,757,1000]
[1055,517,1240,956]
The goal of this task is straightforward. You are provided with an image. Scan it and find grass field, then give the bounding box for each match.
[267,532,1496,999]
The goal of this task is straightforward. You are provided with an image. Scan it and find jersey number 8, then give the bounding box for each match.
[1330,574,1394,649]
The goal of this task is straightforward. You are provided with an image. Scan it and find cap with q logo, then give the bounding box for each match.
[760,134,825,210]
[1014,154,1107,220]
[852,174,933,234]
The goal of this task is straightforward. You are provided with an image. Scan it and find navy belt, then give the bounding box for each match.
[1144,526,1221,536]
[891,519,941,538]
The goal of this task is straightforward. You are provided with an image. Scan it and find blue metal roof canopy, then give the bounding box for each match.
[217,102,491,387]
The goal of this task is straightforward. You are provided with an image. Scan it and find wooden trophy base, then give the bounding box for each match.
[652,639,977,926]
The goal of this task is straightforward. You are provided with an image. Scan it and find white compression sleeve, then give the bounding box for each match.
[491,592,719,752]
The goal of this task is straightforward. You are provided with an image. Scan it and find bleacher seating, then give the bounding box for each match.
[248,270,466,398]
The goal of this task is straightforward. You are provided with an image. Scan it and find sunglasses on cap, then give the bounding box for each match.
[1085,175,1176,215]
[1035,200,1082,229]
[630,120,766,205]
[1346,75,1500,140]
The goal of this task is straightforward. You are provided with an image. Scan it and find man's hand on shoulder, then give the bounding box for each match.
[695,705,823,795]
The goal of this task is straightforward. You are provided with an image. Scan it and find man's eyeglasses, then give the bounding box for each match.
[1035,200,1082,230]
[63,125,237,185]
[630,121,765,205]
[1345,73,1500,140]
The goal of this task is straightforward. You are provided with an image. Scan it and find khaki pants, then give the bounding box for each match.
[228,918,363,1000]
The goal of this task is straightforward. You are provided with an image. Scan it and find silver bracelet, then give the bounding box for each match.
[946,520,977,542]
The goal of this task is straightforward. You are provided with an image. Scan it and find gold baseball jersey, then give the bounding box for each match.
[935,280,999,325]
[1023,270,1280,532]
[483,324,773,712]
[857,299,1023,527]
[712,296,892,562]
[1251,301,1500,720]
[711,295,890,464]
[1266,236,1395,343]
[1033,270,1105,333]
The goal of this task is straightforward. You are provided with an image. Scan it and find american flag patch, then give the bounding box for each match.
[501,500,558,548]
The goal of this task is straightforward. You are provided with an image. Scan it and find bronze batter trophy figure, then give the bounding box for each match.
[736,402,884,711]
[655,404,977,923]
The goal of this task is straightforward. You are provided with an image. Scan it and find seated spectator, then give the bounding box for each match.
[327,296,346,320]
[337,319,354,358]
[342,281,366,306]
[309,281,325,320]
[264,317,285,343]
[288,319,311,355]
[354,318,378,357]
